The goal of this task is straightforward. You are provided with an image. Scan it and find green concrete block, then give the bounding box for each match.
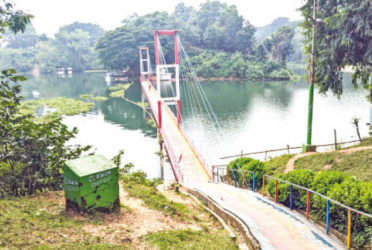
[302,144,317,153]
[64,155,120,213]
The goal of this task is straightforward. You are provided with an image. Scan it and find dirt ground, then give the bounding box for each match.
[77,183,208,248]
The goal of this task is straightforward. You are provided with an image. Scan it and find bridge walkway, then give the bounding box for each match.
[141,80,210,184]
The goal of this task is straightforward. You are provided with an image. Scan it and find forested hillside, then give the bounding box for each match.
[96,1,298,80]
[255,17,304,63]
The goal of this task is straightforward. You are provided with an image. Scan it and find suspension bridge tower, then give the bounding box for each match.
[139,30,182,128]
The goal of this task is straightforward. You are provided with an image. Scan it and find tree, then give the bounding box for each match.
[35,40,60,73]
[3,23,38,49]
[0,0,33,35]
[0,47,35,72]
[300,0,372,101]
[96,12,175,75]
[54,29,91,70]
[0,69,91,196]
[59,22,105,46]
[270,26,295,65]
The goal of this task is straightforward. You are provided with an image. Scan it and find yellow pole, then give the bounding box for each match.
[262,176,265,196]
[347,209,351,249]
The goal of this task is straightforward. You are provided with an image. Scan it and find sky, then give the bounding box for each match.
[14,0,305,37]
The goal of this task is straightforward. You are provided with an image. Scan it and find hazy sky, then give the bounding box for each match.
[14,0,305,37]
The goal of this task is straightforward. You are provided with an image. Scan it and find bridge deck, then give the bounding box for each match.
[141,80,210,184]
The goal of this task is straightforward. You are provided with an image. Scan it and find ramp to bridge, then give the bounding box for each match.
[194,183,344,250]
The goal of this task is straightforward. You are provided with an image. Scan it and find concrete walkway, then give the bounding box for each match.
[194,183,345,250]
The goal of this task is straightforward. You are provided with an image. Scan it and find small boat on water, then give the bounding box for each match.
[105,72,129,84]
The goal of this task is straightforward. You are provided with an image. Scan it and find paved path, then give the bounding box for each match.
[194,183,345,250]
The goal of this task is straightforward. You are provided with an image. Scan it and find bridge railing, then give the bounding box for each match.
[163,102,213,179]
[212,166,372,249]
[161,126,184,183]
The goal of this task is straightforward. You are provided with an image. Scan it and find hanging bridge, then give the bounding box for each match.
[136,30,356,249]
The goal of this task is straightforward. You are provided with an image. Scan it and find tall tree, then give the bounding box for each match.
[300,0,372,101]
[270,26,295,64]
[59,22,104,46]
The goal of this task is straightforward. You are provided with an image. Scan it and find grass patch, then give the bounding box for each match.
[121,173,192,220]
[265,154,295,175]
[0,192,129,249]
[144,229,238,250]
[294,150,372,181]
[20,97,94,122]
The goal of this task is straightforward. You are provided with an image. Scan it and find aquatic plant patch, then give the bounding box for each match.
[20,97,94,121]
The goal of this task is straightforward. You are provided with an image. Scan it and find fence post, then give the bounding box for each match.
[212,166,215,182]
[290,185,293,210]
[252,173,255,192]
[306,191,310,220]
[326,200,330,234]
[262,176,265,196]
[275,180,278,203]
[228,169,230,185]
[347,209,351,248]
[242,173,245,189]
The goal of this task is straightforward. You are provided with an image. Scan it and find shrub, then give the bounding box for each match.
[227,157,266,189]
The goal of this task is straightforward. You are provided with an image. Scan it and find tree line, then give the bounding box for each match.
[96,1,297,80]
[0,22,104,73]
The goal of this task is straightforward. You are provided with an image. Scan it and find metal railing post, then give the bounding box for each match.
[252,173,255,192]
[290,185,293,210]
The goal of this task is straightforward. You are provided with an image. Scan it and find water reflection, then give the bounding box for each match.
[21,72,371,173]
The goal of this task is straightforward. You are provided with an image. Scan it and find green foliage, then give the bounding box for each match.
[0,20,104,72]
[144,229,238,250]
[120,170,196,219]
[227,157,266,189]
[266,170,372,248]
[80,94,93,99]
[190,50,293,79]
[0,47,36,72]
[20,97,94,122]
[300,0,372,102]
[265,154,295,175]
[93,96,108,101]
[0,69,91,196]
[96,1,293,79]
[0,1,33,35]
[263,26,295,65]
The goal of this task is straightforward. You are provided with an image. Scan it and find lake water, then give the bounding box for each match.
[21,71,371,178]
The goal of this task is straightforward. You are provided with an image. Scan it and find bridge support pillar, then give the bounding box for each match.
[158,101,162,129]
